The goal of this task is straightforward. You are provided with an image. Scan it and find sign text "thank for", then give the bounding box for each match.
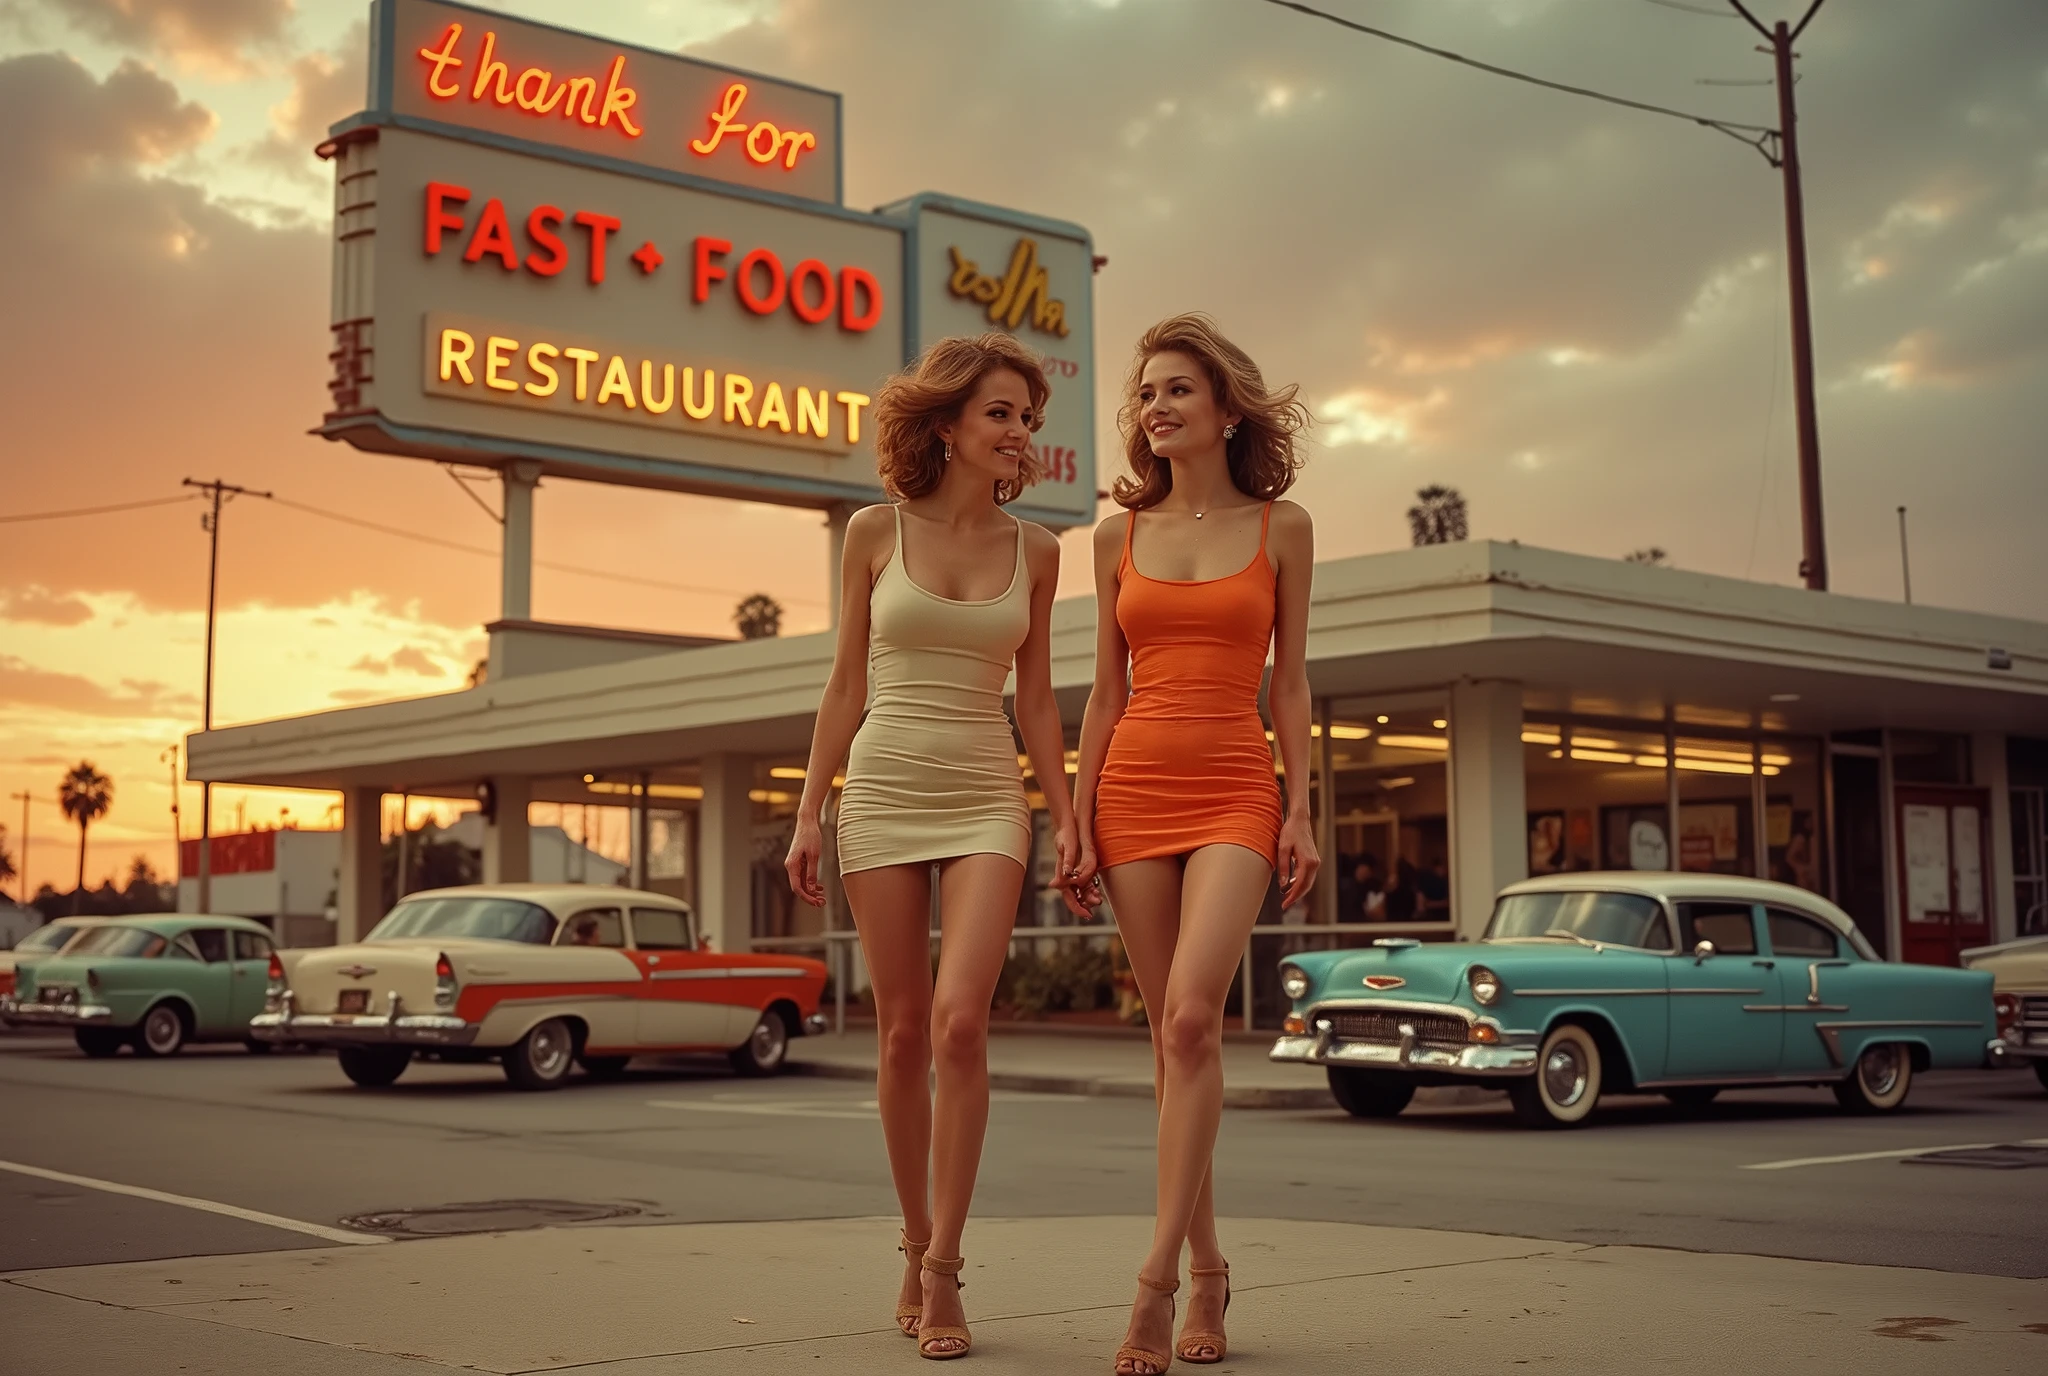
[418,22,642,139]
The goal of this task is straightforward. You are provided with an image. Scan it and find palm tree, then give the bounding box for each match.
[0,825,15,892]
[1407,485,1469,546]
[58,762,112,915]
[733,593,784,640]
[1624,547,1670,566]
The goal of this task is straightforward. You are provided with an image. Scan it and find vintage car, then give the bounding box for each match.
[0,916,109,1007]
[1,915,280,1056]
[254,884,829,1090]
[1271,873,2000,1128]
[1962,934,2048,1092]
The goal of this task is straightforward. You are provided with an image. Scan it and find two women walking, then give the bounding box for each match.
[785,314,1317,1371]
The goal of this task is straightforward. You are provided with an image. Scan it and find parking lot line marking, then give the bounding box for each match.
[1742,1138,2048,1171]
[0,1158,389,1246]
[650,1098,879,1120]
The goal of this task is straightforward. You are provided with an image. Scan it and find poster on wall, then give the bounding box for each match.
[1678,803,1741,872]
[1902,802,1951,922]
[1952,806,1983,917]
[1528,811,1565,874]
[1628,819,1669,870]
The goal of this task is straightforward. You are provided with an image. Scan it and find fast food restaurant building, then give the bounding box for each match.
[185,2,2048,1013]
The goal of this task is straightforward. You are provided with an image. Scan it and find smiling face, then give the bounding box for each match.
[937,366,1036,489]
[1137,350,1241,461]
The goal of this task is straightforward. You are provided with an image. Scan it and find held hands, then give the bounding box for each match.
[1058,818,1104,918]
[1277,813,1320,909]
[784,814,826,907]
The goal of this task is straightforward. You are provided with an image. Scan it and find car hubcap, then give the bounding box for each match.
[751,1017,786,1065]
[529,1023,571,1077]
[145,1011,179,1053]
[1543,1042,1587,1108]
[1861,1045,1901,1097]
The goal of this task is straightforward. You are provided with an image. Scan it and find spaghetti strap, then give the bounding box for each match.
[1119,508,1137,575]
[1258,501,1275,552]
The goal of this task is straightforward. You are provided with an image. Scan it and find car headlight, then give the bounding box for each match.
[1468,965,1502,1006]
[1279,964,1310,1000]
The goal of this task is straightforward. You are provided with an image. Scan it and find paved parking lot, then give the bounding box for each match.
[3,1031,2045,1372]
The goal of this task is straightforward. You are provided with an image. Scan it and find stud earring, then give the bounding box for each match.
[1223,424,1237,440]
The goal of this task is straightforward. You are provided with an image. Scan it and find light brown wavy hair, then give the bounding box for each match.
[1113,313,1310,509]
[873,333,1049,504]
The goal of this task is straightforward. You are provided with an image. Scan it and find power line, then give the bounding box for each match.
[1641,0,1737,16]
[1255,0,1779,158]
[0,494,199,524]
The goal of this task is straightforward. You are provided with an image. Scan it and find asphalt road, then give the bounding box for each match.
[3,1032,2045,1284]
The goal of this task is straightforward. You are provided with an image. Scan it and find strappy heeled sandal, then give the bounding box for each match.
[918,1253,970,1360]
[1112,1273,1179,1375]
[1176,1263,1230,1364]
[896,1232,930,1338]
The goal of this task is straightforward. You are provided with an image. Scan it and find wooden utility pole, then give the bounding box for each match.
[181,477,272,914]
[8,790,27,905]
[1733,0,1829,589]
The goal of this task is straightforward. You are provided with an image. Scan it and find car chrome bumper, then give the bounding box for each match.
[1269,1031,1538,1076]
[802,1012,828,1036]
[0,997,115,1027]
[250,1011,480,1048]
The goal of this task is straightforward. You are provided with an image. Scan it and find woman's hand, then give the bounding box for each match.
[1054,818,1101,919]
[1277,812,1320,909]
[784,814,826,907]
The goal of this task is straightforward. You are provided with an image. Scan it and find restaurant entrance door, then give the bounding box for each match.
[1895,785,1992,966]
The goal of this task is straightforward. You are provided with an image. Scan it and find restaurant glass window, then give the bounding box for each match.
[1523,722,1672,873]
[1326,700,1451,924]
[1762,738,1824,897]
[1673,735,1759,877]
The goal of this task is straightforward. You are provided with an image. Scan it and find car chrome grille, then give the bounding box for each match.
[1320,1010,1469,1045]
[39,984,78,1007]
[2020,995,2048,1027]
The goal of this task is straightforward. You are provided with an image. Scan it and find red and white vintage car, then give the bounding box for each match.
[253,884,828,1090]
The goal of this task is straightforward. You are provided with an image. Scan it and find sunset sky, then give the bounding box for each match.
[2,0,2044,895]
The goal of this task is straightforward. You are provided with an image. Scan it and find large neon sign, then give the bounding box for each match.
[690,83,820,172]
[947,238,1069,338]
[417,23,642,139]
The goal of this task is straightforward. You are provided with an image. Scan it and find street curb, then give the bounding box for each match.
[786,1056,1339,1110]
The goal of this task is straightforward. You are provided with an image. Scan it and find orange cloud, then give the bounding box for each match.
[46,0,292,74]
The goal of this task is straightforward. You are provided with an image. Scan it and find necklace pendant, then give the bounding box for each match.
[1194,511,1205,520]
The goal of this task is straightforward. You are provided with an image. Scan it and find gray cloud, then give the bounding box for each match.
[44,0,291,71]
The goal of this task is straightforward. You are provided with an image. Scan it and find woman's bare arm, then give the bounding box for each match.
[1267,500,1319,908]
[1069,512,1133,892]
[1012,522,1089,915]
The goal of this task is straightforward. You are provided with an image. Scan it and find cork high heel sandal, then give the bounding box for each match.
[896,1233,930,1338]
[1176,1263,1230,1364]
[1112,1274,1179,1375]
[917,1253,970,1360]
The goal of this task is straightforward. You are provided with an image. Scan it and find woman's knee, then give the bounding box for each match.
[930,1002,988,1065]
[1160,1000,1223,1067]
[879,1017,931,1076]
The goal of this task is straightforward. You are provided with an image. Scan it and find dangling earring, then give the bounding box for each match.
[943,443,953,462]
[1223,424,1237,440]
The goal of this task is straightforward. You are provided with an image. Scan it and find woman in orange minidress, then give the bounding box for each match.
[1073,314,1318,1374]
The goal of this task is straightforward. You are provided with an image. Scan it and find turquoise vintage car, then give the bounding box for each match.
[1271,874,2000,1127]
[1,914,280,1057]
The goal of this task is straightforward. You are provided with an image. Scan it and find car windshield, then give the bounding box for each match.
[66,927,168,959]
[14,925,78,954]
[366,896,556,945]
[1487,891,1670,950]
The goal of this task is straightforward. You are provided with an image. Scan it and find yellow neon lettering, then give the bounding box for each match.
[562,347,599,401]
[795,386,830,438]
[640,361,674,414]
[596,354,637,408]
[418,23,464,99]
[472,30,514,104]
[745,121,783,165]
[948,246,979,296]
[561,75,598,125]
[485,336,519,391]
[597,55,642,136]
[681,367,715,420]
[514,67,567,114]
[439,329,476,384]
[781,129,818,170]
[724,372,756,426]
[691,82,748,156]
[836,391,871,445]
[525,343,559,397]
[756,381,791,432]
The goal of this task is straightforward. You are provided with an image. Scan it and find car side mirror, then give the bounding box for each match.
[1692,939,1716,965]
[696,935,713,952]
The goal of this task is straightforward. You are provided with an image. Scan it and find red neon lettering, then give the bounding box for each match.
[424,181,470,254]
[525,205,567,276]
[462,198,519,270]
[574,211,621,285]
[788,259,836,325]
[839,266,883,333]
[736,248,786,315]
[418,24,463,98]
[693,237,731,303]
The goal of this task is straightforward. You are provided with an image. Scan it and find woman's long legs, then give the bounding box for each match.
[843,863,938,1332]
[1105,845,1272,1373]
[918,851,1026,1352]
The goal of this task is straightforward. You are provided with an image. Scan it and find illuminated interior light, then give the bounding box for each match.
[769,767,806,779]
[1376,715,1390,724]
[1571,749,1634,764]
[1329,724,1372,739]
[586,781,704,800]
[1379,776,1416,789]
[1376,734,1449,751]
[1432,719,1448,729]
[1521,730,1562,745]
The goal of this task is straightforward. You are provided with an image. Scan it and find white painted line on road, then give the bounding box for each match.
[0,1158,389,1246]
[1741,1137,2048,1171]
[650,1099,879,1120]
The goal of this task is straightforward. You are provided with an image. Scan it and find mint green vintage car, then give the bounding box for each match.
[1271,874,2001,1128]
[1,915,279,1057]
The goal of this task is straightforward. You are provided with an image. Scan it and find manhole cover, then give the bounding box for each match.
[1901,1145,2048,1171]
[339,1199,645,1237]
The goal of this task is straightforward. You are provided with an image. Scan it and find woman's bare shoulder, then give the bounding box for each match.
[1092,508,1133,554]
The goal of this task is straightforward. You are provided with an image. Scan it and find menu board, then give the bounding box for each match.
[1902,803,1951,922]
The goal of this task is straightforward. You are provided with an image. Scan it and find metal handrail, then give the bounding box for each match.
[748,920,1460,1034]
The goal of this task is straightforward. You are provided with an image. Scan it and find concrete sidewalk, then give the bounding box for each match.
[788,1023,1345,1109]
[7,1214,2042,1374]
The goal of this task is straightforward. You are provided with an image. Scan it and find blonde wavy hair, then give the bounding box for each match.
[1113,313,1309,509]
[873,333,1049,504]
